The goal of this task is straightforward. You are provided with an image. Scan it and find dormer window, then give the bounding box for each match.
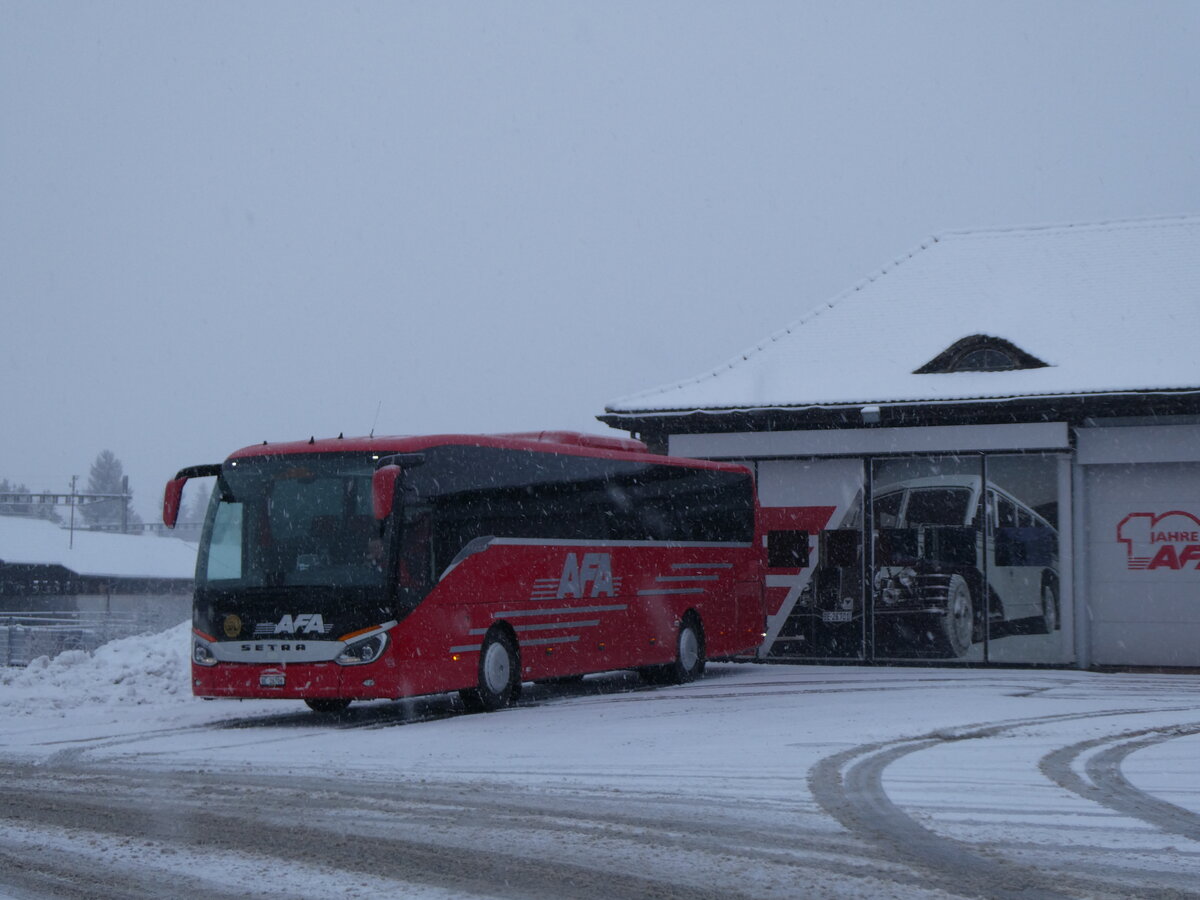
[954,347,1016,371]
[914,335,1049,374]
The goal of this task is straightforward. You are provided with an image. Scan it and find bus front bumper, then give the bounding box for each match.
[192,661,391,700]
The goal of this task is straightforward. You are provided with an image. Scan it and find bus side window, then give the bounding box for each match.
[997,494,1018,528]
[767,530,810,568]
[874,491,903,528]
[822,529,861,567]
[398,509,433,591]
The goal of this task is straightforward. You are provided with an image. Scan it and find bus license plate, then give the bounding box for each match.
[822,610,853,623]
[260,674,285,687]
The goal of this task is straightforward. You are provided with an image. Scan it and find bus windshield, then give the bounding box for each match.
[198,455,385,590]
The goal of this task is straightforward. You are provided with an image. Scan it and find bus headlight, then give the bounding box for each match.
[875,567,919,606]
[193,638,218,667]
[337,632,388,666]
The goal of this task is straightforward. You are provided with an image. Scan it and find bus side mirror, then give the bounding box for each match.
[163,477,187,528]
[373,465,402,520]
[162,464,222,528]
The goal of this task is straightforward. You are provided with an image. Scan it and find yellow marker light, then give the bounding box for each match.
[338,625,380,642]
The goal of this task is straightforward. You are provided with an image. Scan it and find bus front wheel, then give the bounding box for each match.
[461,630,521,712]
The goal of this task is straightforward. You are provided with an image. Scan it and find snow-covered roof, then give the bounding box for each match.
[607,216,1200,415]
[0,516,197,580]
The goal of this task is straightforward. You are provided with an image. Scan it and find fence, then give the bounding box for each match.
[0,610,143,667]
[82,521,204,540]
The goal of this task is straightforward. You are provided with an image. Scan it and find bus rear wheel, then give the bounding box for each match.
[641,613,705,685]
[461,630,521,712]
[1032,581,1059,634]
[305,698,351,714]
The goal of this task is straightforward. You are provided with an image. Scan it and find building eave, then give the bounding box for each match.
[598,388,1200,440]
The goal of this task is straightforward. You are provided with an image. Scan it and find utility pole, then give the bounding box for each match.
[69,475,77,549]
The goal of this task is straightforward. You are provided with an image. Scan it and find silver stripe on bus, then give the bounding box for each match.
[517,620,599,632]
[469,620,600,636]
[498,605,628,617]
[521,635,580,646]
[450,644,483,653]
[636,587,707,596]
[439,538,751,582]
[487,537,752,549]
[670,562,733,569]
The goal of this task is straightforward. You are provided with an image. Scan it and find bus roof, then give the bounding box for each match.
[223,431,750,474]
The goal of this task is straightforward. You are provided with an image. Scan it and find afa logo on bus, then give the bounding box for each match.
[1117,511,1200,570]
[557,552,616,598]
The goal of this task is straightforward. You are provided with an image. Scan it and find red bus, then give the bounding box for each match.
[163,432,764,713]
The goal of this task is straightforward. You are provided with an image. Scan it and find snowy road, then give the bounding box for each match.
[2,631,1199,898]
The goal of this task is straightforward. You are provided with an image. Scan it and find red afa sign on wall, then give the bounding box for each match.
[1117,511,1200,570]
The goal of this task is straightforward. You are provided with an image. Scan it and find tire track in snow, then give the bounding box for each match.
[1040,723,1200,843]
[0,763,961,900]
[0,765,748,900]
[808,708,1200,900]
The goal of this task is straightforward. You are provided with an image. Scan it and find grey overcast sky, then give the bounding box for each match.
[3,1,1199,520]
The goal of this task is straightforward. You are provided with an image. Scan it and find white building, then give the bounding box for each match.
[602,215,1200,669]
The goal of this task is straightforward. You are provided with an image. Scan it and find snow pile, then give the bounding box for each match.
[0,620,192,716]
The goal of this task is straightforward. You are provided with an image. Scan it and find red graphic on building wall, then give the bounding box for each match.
[757,506,837,542]
[1117,511,1200,570]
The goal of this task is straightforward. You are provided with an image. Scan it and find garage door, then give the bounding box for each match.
[1085,462,1200,667]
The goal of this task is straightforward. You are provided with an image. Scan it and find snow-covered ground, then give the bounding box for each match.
[1,625,1198,898]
